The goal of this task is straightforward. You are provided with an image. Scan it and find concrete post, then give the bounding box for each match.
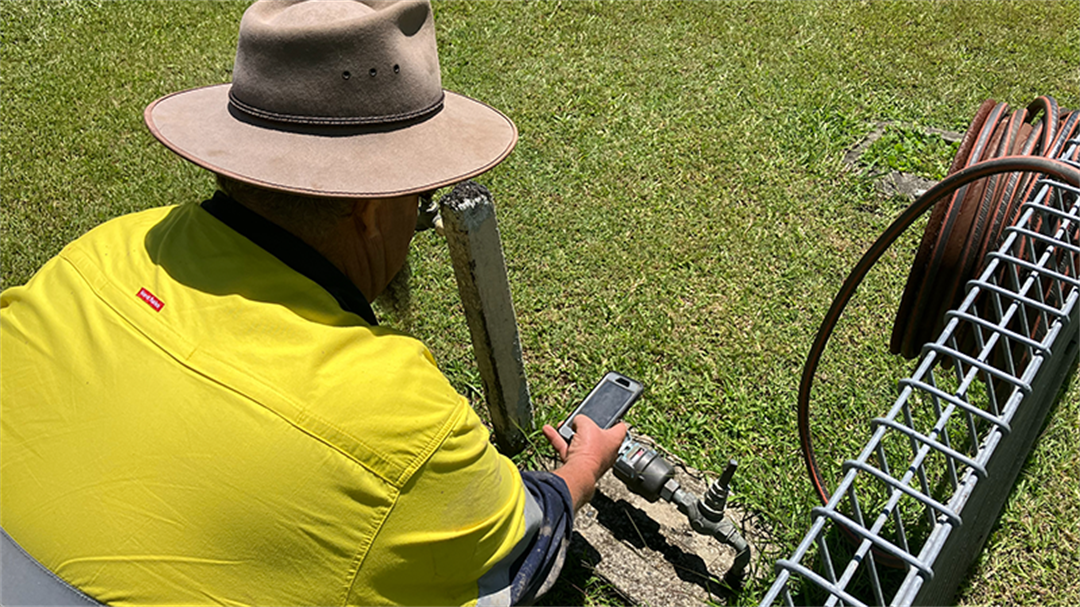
[439,181,533,455]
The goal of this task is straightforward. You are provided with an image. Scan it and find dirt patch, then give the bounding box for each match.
[843,122,962,199]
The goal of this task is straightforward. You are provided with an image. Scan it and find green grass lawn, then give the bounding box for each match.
[3,1,1077,605]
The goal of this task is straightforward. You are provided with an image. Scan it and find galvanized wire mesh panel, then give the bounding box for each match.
[761,138,1080,607]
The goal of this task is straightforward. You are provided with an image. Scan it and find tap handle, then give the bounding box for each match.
[703,459,738,514]
[719,459,738,487]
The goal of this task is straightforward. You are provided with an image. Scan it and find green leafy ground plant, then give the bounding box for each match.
[861,125,961,180]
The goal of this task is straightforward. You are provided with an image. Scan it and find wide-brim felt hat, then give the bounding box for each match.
[145,0,517,198]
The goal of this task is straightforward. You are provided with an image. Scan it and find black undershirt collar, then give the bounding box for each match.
[201,191,378,326]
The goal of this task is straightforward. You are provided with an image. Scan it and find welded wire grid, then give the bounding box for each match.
[760,139,1080,607]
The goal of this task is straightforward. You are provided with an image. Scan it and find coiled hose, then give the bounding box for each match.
[797,97,1080,567]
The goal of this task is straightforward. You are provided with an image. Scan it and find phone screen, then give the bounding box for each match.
[577,379,635,428]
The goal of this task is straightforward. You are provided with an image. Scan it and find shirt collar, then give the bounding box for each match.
[201,191,379,326]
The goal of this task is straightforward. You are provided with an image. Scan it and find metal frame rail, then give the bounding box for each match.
[760,137,1080,606]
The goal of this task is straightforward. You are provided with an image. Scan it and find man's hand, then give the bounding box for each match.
[542,416,627,511]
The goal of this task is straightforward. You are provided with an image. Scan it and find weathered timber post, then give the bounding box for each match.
[439,181,533,455]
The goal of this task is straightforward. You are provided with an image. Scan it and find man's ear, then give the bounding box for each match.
[351,199,383,240]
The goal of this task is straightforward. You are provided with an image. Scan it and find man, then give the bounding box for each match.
[0,1,626,605]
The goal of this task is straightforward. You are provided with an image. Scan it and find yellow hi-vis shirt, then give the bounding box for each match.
[1,201,530,606]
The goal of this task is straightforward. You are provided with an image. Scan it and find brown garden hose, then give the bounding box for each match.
[891,97,1079,358]
[797,96,1080,568]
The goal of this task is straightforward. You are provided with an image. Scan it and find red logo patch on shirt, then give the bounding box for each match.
[137,288,164,312]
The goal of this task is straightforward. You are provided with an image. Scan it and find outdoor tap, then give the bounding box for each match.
[701,459,738,520]
[612,437,751,584]
[682,459,750,584]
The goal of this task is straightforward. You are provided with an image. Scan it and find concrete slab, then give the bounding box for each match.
[551,435,771,606]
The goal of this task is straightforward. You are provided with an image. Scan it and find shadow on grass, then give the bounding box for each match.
[791,523,913,607]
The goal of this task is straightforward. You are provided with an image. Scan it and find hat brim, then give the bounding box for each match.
[145,84,517,198]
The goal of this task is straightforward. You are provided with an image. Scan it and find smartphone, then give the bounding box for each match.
[558,371,643,443]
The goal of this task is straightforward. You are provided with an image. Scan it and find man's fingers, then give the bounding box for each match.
[570,414,597,431]
[542,424,569,462]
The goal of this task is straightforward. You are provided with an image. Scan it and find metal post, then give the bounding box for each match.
[439,181,533,455]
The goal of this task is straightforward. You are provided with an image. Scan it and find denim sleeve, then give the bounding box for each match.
[476,470,574,606]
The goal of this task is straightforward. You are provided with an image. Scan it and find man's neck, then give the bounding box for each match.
[201,192,379,325]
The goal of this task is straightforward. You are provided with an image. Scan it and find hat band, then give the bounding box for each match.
[227,89,445,127]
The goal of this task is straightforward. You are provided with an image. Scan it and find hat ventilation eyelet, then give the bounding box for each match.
[342,70,351,80]
[369,68,377,77]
